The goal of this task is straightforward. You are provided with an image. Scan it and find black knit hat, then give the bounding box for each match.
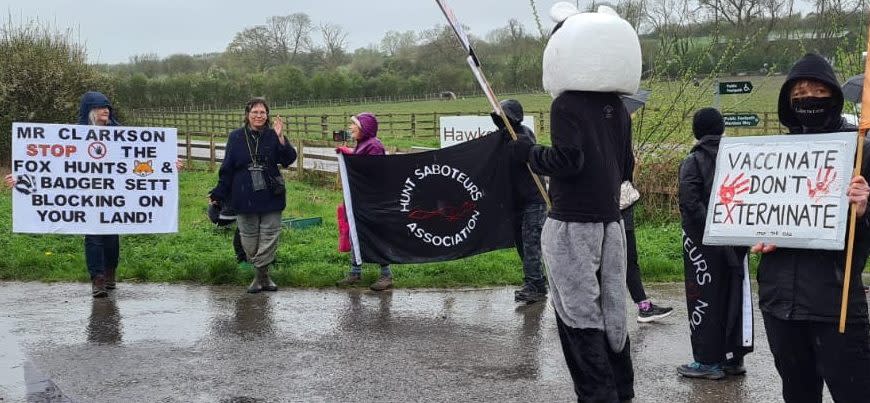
[692,107,725,139]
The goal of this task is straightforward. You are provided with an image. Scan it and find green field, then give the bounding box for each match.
[143,74,797,151]
[0,169,687,287]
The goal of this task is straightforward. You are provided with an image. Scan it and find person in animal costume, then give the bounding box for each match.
[507,3,640,401]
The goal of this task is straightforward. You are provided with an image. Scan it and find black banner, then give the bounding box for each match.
[341,133,516,264]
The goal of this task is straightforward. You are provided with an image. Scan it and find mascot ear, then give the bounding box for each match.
[550,2,580,23]
[596,5,619,16]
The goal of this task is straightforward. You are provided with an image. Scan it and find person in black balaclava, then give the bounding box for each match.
[753,53,870,402]
[491,99,548,304]
[677,108,754,380]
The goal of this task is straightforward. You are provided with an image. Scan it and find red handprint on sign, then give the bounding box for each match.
[718,173,749,205]
[807,167,837,199]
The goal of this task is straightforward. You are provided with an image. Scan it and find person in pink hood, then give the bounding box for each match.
[335,112,393,291]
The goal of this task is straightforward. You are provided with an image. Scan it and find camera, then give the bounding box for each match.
[332,129,350,142]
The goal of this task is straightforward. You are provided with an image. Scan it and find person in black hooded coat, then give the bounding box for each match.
[753,53,870,402]
[677,108,753,380]
[491,99,548,304]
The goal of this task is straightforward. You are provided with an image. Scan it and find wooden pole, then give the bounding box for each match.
[839,29,870,333]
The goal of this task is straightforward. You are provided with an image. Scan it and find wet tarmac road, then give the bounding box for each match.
[2,280,862,402]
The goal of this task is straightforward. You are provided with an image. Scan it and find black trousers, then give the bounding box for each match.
[624,228,647,303]
[763,312,870,403]
[556,313,634,402]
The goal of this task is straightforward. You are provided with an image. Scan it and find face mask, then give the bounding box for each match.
[791,97,836,129]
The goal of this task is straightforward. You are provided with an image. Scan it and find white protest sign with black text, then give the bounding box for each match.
[440,116,535,148]
[703,132,857,250]
[11,123,179,234]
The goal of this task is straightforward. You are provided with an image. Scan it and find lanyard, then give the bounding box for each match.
[243,126,260,165]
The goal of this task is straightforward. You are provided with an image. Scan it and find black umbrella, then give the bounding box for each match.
[842,74,863,103]
[621,89,651,114]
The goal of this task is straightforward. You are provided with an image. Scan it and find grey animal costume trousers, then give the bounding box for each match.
[542,218,633,402]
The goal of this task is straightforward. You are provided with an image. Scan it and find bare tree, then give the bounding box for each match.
[697,0,766,34]
[319,22,349,67]
[226,26,274,71]
[380,30,417,57]
[287,13,313,62]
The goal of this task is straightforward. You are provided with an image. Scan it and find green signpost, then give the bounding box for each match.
[723,113,760,127]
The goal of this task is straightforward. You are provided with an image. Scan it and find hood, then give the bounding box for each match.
[490,99,524,129]
[351,112,378,140]
[690,135,721,161]
[777,53,844,133]
[78,91,119,125]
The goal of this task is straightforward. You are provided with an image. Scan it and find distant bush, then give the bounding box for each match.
[0,19,109,163]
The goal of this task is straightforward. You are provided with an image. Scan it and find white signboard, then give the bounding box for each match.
[10,123,179,234]
[440,115,536,148]
[703,132,857,250]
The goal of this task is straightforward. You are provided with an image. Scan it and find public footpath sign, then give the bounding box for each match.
[10,122,179,234]
[703,132,857,250]
[723,114,760,127]
[719,81,754,94]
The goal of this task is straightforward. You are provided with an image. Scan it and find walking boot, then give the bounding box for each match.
[105,267,117,290]
[515,283,547,304]
[247,272,263,294]
[336,273,362,287]
[258,266,278,292]
[92,275,108,298]
[370,275,393,291]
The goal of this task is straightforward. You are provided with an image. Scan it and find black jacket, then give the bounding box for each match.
[492,100,545,207]
[678,135,747,267]
[210,126,297,214]
[760,53,870,324]
[527,91,632,222]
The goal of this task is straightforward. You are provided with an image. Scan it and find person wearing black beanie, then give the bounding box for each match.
[692,107,725,139]
[752,53,870,402]
[676,107,754,380]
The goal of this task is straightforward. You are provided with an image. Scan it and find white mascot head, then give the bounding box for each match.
[543,2,642,98]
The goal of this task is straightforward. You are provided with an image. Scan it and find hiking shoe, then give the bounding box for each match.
[105,267,117,290]
[91,275,108,298]
[677,362,725,380]
[723,357,746,376]
[336,273,362,287]
[515,284,547,304]
[637,303,674,323]
[370,276,393,291]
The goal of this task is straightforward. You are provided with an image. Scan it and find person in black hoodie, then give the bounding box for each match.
[209,98,296,293]
[753,53,870,402]
[491,99,548,304]
[677,108,753,380]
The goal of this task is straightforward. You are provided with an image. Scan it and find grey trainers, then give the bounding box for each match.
[677,362,725,380]
[637,303,674,323]
[91,275,108,298]
[336,273,362,287]
[370,276,393,291]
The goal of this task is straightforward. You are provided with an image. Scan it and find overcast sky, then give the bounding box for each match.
[2,0,562,64]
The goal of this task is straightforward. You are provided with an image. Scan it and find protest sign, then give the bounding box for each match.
[703,132,857,250]
[10,122,179,234]
[439,115,535,148]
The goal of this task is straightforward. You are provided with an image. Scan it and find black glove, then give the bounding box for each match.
[508,136,533,164]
